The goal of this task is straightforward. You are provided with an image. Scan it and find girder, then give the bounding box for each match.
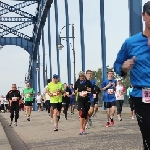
[0,24,31,41]
[0,17,33,22]
[0,22,33,37]
[0,1,35,18]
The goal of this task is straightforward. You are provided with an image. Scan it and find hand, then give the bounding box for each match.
[87,87,91,92]
[106,82,112,88]
[111,82,115,87]
[122,56,136,73]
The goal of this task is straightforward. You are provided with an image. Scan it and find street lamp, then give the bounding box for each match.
[0,45,3,50]
[57,24,76,84]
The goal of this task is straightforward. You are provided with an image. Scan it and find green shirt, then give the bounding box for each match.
[23,88,35,102]
[47,82,64,103]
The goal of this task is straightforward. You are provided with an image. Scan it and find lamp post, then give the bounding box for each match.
[57,24,76,84]
[0,45,3,50]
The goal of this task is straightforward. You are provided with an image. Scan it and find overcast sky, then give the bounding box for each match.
[0,0,147,95]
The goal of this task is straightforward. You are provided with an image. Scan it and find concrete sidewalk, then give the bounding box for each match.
[0,122,12,150]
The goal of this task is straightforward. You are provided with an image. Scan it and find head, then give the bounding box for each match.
[142,1,150,30]
[86,70,92,80]
[26,83,30,88]
[52,74,59,83]
[47,79,52,84]
[78,71,86,81]
[64,83,67,89]
[107,70,114,80]
[12,84,17,90]
[117,79,122,85]
[37,92,40,95]
[69,84,73,89]
[130,84,133,88]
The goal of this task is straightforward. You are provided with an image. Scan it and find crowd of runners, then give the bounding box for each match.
[0,69,135,133]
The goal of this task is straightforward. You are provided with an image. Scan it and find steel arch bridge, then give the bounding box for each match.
[0,0,142,110]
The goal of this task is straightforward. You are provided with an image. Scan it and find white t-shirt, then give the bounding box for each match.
[115,85,125,100]
[0,97,4,104]
[43,85,50,100]
[36,95,42,103]
[4,98,9,104]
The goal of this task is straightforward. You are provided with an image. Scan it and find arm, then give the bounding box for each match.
[74,81,78,93]
[113,41,129,77]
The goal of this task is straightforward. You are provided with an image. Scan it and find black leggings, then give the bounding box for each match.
[62,102,69,118]
[116,100,124,115]
[10,104,19,122]
[129,98,134,111]
[45,100,50,113]
[133,97,150,150]
[78,99,89,119]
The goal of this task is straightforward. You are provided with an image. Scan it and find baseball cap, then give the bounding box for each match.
[143,1,150,15]
[78,71,85,76]
[53,74,59,78]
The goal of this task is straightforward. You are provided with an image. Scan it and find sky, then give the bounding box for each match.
[0,0,147,95]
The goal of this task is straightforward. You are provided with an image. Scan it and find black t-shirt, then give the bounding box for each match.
[74,79,92,100]
[62,87,72,103]
[7,90,21,104]
[93,85,101,99]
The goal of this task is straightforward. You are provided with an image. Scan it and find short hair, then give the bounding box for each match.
[86,70,92,74]
[47,79,51,84]
[107,69,114,74]
[70,84,73,86]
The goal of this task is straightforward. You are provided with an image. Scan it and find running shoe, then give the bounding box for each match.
[27,117,30,121]
[54,126,58,131]
[88,119,92,126]
[8,122,12,126]
[106,122,110,127]
[110,118,114,125]
[14,122,17,126]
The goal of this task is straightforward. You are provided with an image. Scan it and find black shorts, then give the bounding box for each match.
[51,102,62,111]
[37,103,41,107]
[104,101,116,108]
[25,101,33,106]
[94,99,98,105]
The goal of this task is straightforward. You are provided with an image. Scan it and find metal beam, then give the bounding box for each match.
[0,22,32,37]
[0,1,37,16]
[0,24,31,41]
[64,0,71,85]
[79,0,85,72]
[0,1,34,18]
[54,0,60,79]
[129,0,142,36]
[0,17,33,22]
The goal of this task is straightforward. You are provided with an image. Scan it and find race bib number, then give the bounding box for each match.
[12,97,18,101]
[93,94,96,98]
[79,91,87,97]
[108,89,114,94]
[53,92,58,96]
[26,94,30,98]
[142,88,150,103]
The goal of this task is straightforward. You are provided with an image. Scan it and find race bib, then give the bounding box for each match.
[93,94,96,98]
[12,97,18,101]
[79,91,87,97]
[108,89,114,94]
[26,94,30,98]
[142,88,150,103]
[53,92,58,96]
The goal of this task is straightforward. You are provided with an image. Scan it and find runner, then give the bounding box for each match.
[46,74,65,131]
[74,71,92,135]
[114,2,150,148]
[22,83,35,121]
[127,85,134,119]
[8,84,21,126]
[115,78,126,121]
[43,79,53,122]
[92,85,101,117]
[69,84,75,115]
[62,83,72,120]
[0,95,5,113]
[101,70,117,127]
[35,92,43,112]
[85,70,95,127]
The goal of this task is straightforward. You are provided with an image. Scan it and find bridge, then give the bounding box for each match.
[0,0,142,111]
